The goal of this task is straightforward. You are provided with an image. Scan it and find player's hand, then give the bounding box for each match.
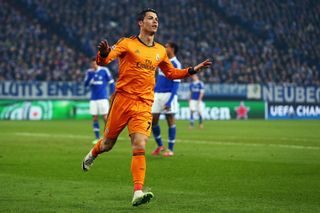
[194,59,212,72]
[98,40,111,58]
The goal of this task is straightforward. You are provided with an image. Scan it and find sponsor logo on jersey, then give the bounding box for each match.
[136,59,156,71]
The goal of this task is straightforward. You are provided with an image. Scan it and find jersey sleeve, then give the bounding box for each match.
[104,68,114,84]
[103,68,115,94]
[96,38,128,66]
[200,82,205,92]
[158,53,190,80]
[165,81,180,107]
[84,70,94,87]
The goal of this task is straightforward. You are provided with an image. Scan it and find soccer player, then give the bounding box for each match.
[82,8,212,206]
[189,74,205,128]
[151,42,181,157]
[84,58,115,144]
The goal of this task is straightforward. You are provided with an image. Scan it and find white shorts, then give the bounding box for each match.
[152,92,179,114]
[189,100,204,112]
[89,99,110,115]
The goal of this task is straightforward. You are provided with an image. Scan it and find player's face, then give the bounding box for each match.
[165,44,173,57]
[91,61,98,70]
[140,12,158,34]
[192,74,198,81]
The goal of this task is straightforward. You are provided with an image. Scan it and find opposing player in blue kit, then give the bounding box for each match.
[84,58,115,144]
[189,74,205,128]
[151,42,181,157]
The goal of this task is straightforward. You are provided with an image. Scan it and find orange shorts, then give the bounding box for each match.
[104,92,153,139]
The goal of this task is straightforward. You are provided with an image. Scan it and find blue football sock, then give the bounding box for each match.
[93,120,100,139]
[168,125,176,151]
[152,124,163,147]
[190,112,194,127]
[199,115,203,125]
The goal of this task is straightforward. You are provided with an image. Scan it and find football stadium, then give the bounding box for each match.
[1,0,320,212]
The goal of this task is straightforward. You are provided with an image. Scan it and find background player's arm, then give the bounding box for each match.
[165,81,179,109]
[189,84,192,101]
[96,39,127,66]
[165,60,181,109]
[84,71,94,87]
[198,83,205,109]
[109,82,115,94]
[198,82,205,102]
[104,68,115,94]
[198,90,204,102]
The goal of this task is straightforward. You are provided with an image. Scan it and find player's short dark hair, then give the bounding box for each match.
[168,42,179,55]
[137,8,158,22]
[91,57,96,62]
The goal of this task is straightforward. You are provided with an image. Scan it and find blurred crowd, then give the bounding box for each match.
[1,0,319,85]
[218,0,320,62]
[0,0,87,81]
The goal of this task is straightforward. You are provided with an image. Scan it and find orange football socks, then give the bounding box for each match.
[91,139,103,157]
[131,149,146,191]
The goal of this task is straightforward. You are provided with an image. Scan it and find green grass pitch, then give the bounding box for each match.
[0,120,320,212]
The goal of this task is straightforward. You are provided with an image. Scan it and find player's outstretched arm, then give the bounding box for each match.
[96,38,128,66]
[188,59,212,75]
[159,55,212,79]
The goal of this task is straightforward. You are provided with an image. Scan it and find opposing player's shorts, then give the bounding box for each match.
[189,99,204,112]
[152,92,179,114]
[89,99,110,115]
[104,92,152,139]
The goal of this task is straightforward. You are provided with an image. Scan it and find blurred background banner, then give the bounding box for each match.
[0,81,90,100]
[0,100,265,120]
[175,100,265,120]
[1,81,319,120]
[262,85,320,103]
[178,83,248,100]
[0,100,74,120]
[266,103,320,119]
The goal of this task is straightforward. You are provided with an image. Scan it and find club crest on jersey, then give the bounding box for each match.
[135,49,140,54]
[156,53,160,61]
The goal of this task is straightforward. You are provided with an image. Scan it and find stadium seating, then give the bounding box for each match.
[1,0,319,85]
[0,0,88,81]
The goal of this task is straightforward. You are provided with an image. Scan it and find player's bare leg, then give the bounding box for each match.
[130,133,154,206]
[82,137,117,171]
[151,113,165,155]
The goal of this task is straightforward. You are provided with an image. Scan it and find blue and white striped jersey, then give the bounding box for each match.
[189,80,205,100]
[84,66,114,100]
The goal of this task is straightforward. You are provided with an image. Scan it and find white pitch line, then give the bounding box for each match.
[2,132,319,151]
[209,135,319,143]
[175,139,320,150]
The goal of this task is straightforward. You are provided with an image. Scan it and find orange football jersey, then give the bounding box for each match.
[96,36,190,104]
